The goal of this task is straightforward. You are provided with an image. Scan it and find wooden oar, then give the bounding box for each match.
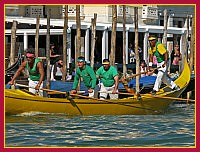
[139,93,195,103]
[97,91,195,103]
[13,83,83,115]
[123,66,161,80]
[120,92,194,102]
[14,83,66,94]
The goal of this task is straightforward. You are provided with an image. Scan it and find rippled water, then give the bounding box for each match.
[5,103,195,147]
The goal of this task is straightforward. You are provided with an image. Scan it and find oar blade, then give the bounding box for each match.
[66,92,76,107]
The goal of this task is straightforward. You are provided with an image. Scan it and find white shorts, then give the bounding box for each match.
[28,78,43,96]
[99,83,118,100]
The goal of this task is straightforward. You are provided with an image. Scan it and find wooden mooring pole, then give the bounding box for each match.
[163,9,168,47]
[75,5,81,64]
[189,15,195,72]
[134,7,140,95]
[109,5,117,66]
[187,15,195,101]
[35,15,40,58]
[10,20,17,66]
[46,10,51,89]
[90,13,97,68]
[62,5,68,81]
[76,5,81,91]
[122,5,127,76]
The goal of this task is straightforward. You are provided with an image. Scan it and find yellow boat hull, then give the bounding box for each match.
[5,58,191,115]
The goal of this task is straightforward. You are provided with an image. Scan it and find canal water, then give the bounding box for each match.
[5,103,195,147]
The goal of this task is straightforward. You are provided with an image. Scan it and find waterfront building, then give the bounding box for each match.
[5,5,195,69]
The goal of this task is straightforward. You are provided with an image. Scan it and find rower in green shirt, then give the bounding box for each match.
[8,48,45,96]
[148,35,180,96]
[70,56,98,98]
[96,59,119,100]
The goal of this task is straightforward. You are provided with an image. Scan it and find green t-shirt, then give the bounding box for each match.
[26,58,42,81]
[96,66,118,87]
[149,42,167,63]
[72,65,96,90]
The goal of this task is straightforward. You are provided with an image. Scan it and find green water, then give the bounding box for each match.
[5,103,195,147]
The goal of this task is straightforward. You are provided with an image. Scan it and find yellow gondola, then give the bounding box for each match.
[5,57,191,115]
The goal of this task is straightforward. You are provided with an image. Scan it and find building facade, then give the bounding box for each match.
[5,5,195,67]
